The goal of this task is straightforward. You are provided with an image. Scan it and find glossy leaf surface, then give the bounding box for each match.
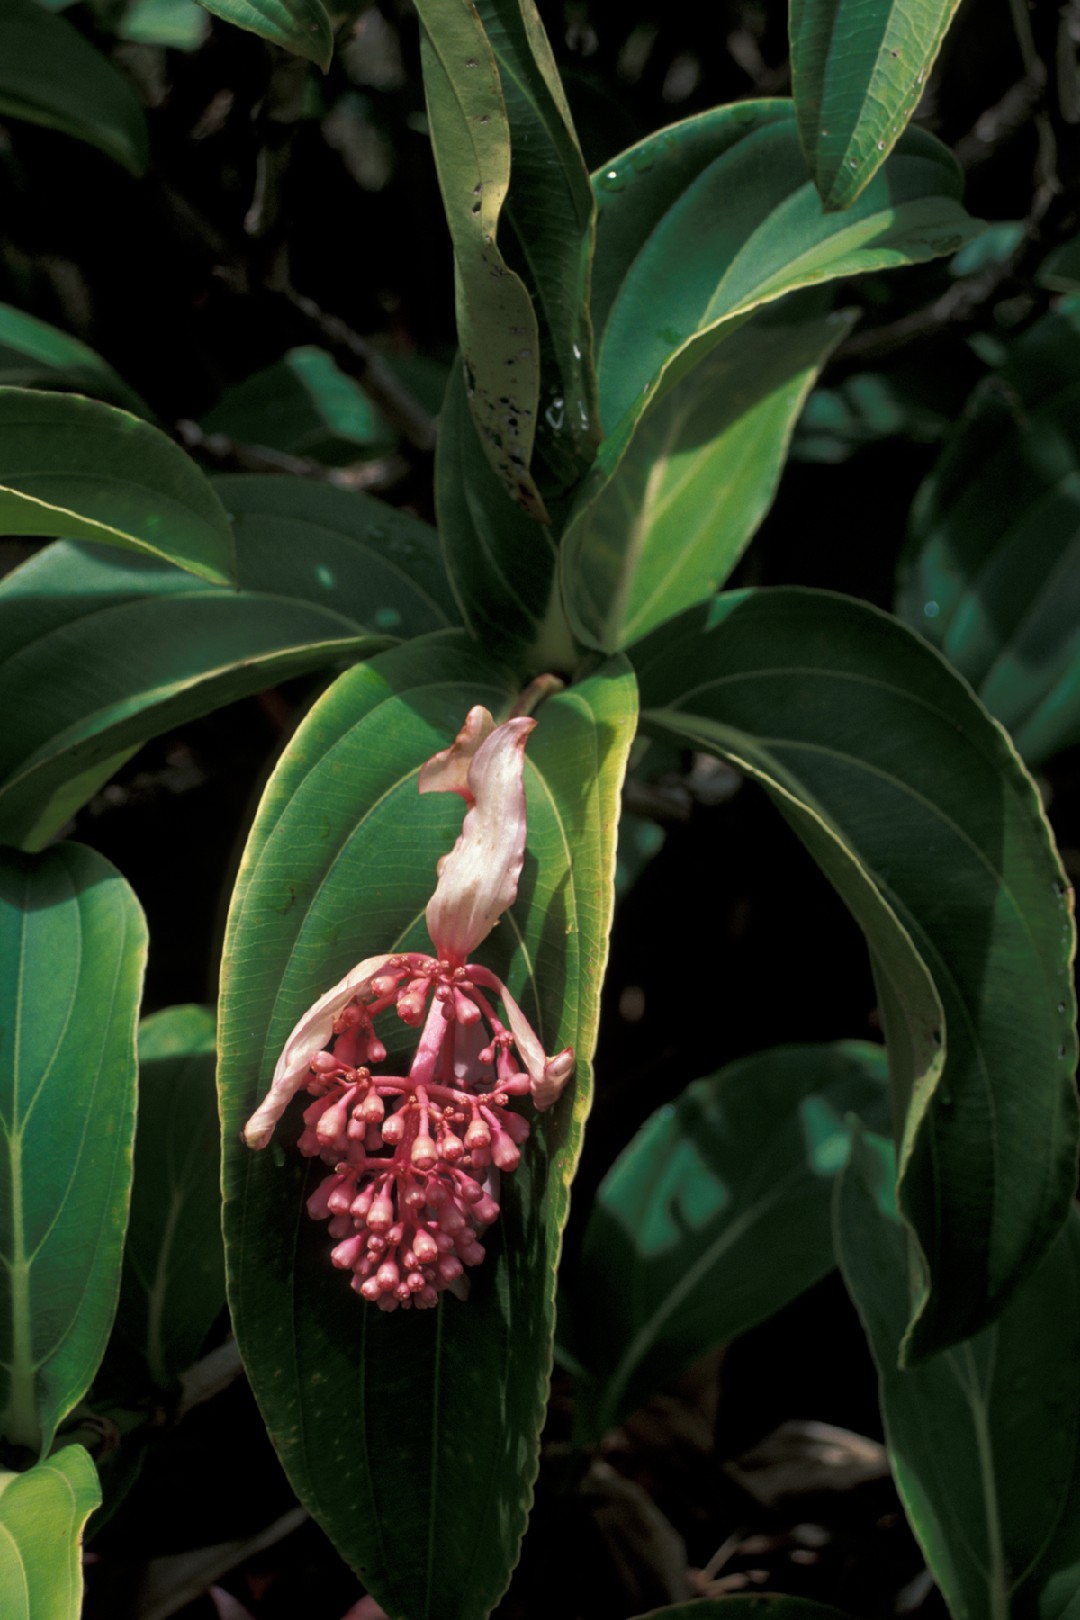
[0,845,147,1453]
[0,389,235,585]
[897,294,1080,767]
[194,0,332,66]
[112,1007,224,1391]
[635,589,1078,1360]
[566,104,979,651]
[838,1134,1080,1620]
[590,106,975,434]
[0,474,454,849]
[0,303,148,415]
[791,0,963,210]
[0,0,148,174]
[201,347,393,465]
[0,1446,100,1620]
[219,634,636,1618]
[562,301,855,650]
[574,1041,889,1437]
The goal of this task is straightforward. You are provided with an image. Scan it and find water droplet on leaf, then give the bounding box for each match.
[599,168,626,193]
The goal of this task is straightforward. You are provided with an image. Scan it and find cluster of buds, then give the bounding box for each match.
[244,706,574,1310]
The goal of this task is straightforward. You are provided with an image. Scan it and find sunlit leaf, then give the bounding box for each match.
[0,389,235,585]
[0,303,149,416]
[0,845,146,1453]
[791,0,964,209]
[0,1447,100,1620]
[635,588,1078,1361]
[194,0,332,67]
[0,475,455,849]
[564,104,980,651]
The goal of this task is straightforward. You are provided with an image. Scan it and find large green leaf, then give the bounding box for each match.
[590,106,976,435]
[0,389,235,585]
[414,0,546,518]
[791,0,964,211]
[0,474,455,849]
[0,1446,100,1619]
[0,303,149,416]
[201,348,393,466]
[572,1041,889,1438]
[564,104,979,651]
[634,589,1078,1361]
[111,1007,224,1392]
[838,1134,1080,1620]
[194,0,332,67]
[218,633,636,1620]
[897,295,1080,768]
[561,300,856,651]
[0,845,147,1454]
[0,0,148,174]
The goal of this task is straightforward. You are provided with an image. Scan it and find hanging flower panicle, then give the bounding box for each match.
[243,706,574,1311]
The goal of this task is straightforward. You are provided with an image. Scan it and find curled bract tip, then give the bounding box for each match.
[423,709,536,966]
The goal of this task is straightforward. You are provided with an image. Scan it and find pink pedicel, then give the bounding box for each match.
[243,706,574,1310]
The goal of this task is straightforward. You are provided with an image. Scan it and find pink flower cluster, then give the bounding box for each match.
[244,706,574,1310]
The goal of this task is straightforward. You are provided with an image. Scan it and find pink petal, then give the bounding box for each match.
[243,952,396,1149]
[484,974,575,1111]
[417,706,495,803]
[424,715,536,964]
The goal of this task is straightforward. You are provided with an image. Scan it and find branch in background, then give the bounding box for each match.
[281,284,438,454]
[953,65,1047,173]
[176,418,411,495]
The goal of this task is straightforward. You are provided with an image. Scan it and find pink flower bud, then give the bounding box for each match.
[411,1134,438,1172]
[368,1196,394,1231]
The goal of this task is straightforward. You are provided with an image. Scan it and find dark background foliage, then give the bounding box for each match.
[3,1,1077,1614]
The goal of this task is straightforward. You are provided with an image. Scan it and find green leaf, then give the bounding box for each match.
[201,348,394,465]
[0,845,147,1453]
[565,104,980,652]
[111,1007,224,1392]
[117,0,210,50]
[561,299,856,651]
[218,633,636,1619]
[628,1602,858,1620]
[837,1134,1080,1620]
[0,1447,101,1619]
[471,0,598,495]
[0,303,149,416]
[573,1041,889,1438]
[414,0,546,518]
[897,294,1080,768]
[790,0,964,210]
[0,389,235,585]
[435,365,572,671]
[0,474,455,849]
[194,0,332,67]
[591,106,976,437]
[634,588,1078,1361]
[0,0,148,174]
